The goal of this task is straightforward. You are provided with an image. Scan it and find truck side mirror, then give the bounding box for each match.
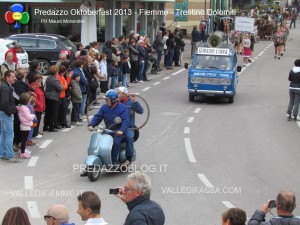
[237,66,242,72]
[184,63,188,69]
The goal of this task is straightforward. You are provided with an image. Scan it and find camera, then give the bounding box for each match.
[109,188,119,194]
[268,200,276,209]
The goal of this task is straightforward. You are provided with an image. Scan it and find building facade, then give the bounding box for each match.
[0,0,174,45]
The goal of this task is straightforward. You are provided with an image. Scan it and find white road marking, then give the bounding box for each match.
[258,51,264,57]
[222,201,235,208]
[27,156,39,167]
[297,121,300,128]
[187,117,194,123]
[184,138,196,163]
[153,82,160,85]
[61,126,75,132]
[163,77,170,80]
[27,201,41,218]
[184,127,190,134]
[194,108,201,113]
[142,87,151,91]
[24,176,33,189]
[172,68,185,76]
[197,174,214,188]
[39,140,53,149]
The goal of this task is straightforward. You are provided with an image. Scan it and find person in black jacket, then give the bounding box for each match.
[287,59,300,121]
[115,171,165,225]
[0,70,21,163]
[248,191,300,225]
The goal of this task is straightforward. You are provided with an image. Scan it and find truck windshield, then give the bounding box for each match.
[192,55,232,71]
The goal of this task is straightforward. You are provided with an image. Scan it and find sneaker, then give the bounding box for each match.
[121,160,131,167]
[33,134,43,139]
[137,80,144,83]
[80,115,87,120]
[76,122,83,126]
[26,141,36,146]
[293,116,299,121]
[287,114,292,121]
[71,121,76,126]
[25,149,32,155]
[20,153,31,159]
[13,144,20,152]
[275,56,277,59]
[7,157,22,163]
[248,59,252,63]
[278,57,280,60]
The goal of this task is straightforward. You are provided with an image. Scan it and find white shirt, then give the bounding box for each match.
[84,217,108,225]
[100,60,107,75]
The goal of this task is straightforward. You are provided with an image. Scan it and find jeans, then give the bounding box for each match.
[28,127,33,141]
[122,74,127,87]
[167,50,174,67]
[71,102,80,122]
[0,111,15,159]
[287,89,300,117]
[112,135,123,164]
[290,19,296,28]
[125,129,134,158]
[80,94,87,117]
[111,76,118,89]
[138,61,144,81]
[156,49,163,70]
[33,111,42,137]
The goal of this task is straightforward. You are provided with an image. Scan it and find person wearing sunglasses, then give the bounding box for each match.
[44,204,74,225]
[114,171,165,225]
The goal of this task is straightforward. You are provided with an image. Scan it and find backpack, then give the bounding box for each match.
[0,63,17,76]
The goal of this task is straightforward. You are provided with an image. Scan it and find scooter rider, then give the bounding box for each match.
[116,87,144,167]
[87,90,129,165]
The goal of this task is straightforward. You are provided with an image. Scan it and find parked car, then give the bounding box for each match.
[0,38,29,68]
[7,33,76,74]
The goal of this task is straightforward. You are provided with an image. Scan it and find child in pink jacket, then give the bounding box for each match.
[17,93,36,159]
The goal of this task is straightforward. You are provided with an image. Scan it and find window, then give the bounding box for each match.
[18,38,37,48]
[39,39,56,49]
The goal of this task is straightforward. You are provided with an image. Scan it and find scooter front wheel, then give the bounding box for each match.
[87,165,100,182]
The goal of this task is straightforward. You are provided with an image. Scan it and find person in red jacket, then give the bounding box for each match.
[30,74,45,138]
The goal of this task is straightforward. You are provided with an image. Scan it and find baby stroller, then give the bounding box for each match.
[147,52,158,74]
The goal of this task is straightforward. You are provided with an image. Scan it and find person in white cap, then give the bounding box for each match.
[116,87,143,166]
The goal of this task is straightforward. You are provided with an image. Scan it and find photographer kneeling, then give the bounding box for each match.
[248,190,300,225]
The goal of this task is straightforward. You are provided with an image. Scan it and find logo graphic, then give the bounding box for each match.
[5,4,30,29]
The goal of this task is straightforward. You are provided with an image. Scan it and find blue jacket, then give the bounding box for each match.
[89,102,129,132]
[73,67,89,95]
[122,97,143,127]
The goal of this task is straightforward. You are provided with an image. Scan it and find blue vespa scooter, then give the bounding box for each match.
[84,117,136,182]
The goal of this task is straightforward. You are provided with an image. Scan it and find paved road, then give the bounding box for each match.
[0,27,300,225]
